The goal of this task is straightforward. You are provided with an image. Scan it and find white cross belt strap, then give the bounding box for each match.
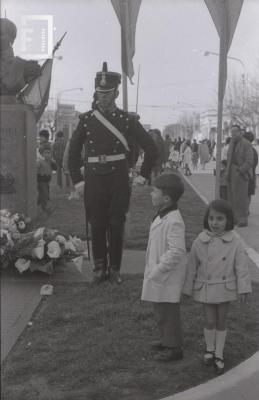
[93,110,130,152]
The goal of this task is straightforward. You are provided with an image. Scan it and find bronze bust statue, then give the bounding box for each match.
[0,18,41,96]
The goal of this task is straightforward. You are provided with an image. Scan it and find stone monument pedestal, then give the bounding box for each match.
[0,100,37,219]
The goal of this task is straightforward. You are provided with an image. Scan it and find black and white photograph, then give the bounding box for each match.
[1,0,259,399]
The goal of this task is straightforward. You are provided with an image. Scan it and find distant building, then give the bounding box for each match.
[200,109,231,142]
[162,123,188,140]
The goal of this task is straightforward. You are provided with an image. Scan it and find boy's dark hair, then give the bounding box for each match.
[39,129,50,139]
[203,199,234,231]
[154,173,184,202]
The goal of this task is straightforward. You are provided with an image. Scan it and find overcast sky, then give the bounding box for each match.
[2,0,259,129]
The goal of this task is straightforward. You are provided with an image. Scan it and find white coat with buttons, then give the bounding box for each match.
[141,210,187,303]
[183,230,252,303]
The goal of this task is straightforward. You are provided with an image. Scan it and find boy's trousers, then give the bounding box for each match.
[153,302,182,348]
[37,181,50,210]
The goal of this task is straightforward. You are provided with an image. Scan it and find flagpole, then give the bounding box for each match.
[122,71,128,112]
[215,17,227,200]
[136,64,140,113]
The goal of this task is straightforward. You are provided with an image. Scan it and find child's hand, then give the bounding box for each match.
[74,181,85,197]
[239,293,249,303]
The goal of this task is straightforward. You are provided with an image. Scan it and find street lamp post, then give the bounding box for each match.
[56,87,83,131]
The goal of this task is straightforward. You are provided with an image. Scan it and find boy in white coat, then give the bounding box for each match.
[141,173,187,362]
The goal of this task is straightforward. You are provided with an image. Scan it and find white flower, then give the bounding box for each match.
[18,221,26,230]
[64,240,76,252]
[11,213,20,222]
[33,227,45,240]
[15,258,31,273]
[55,235,66,245]
[47,241,61,259]
[0,215,11,229]
[8,220,18,233]
[31,239,45,260]
[0,209,11,218]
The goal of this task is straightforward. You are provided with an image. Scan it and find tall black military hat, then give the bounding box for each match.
[95,62,121,92]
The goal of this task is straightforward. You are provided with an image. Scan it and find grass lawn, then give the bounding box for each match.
[3,172,258,399]
[2,277,259,400]
[35,171,206,250]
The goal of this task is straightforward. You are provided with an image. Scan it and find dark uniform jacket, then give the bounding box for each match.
[68,107,158,184]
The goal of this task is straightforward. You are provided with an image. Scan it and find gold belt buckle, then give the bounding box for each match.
[98,155,107,164]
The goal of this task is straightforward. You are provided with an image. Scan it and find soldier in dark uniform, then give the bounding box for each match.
[68,62,157,283]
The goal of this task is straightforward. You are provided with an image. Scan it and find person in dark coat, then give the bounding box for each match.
[226,125,254,227]
[243,131,258,207]
[68,62,157,283]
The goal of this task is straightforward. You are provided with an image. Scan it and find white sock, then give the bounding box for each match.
[215,330,227,359]
[204,328,216,352]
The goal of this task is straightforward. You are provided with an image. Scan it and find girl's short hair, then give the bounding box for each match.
[203,199,234,231]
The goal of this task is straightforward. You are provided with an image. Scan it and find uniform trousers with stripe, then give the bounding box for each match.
[153,302,182,348]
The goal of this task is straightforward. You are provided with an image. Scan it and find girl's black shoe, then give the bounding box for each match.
[203,351,215,366]
[214,357,225,375]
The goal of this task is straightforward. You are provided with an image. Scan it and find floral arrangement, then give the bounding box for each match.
[0,209,88,274]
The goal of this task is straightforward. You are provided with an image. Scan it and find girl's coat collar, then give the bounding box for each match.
[199,230,235,243]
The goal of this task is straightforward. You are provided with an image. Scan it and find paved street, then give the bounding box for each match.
[0,271,49,363]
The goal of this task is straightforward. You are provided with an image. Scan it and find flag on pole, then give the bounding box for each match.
[18,32,67,122]
[204,0,244,99]
[111,0,142,83]
[19,58,53,122]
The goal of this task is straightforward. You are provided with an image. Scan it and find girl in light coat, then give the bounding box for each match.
[183,199,251,374]
[141,173,187,362]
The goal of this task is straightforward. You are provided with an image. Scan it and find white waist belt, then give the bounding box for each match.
[87,154,126,163]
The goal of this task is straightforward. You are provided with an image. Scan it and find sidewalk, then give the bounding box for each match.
[1,271,49,363]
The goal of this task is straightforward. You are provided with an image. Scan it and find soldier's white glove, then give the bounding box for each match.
[74,181,85,197]
[133,175,146,186]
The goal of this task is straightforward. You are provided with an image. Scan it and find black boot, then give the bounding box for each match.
[91,225,108,283]
[108,223,124,283]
